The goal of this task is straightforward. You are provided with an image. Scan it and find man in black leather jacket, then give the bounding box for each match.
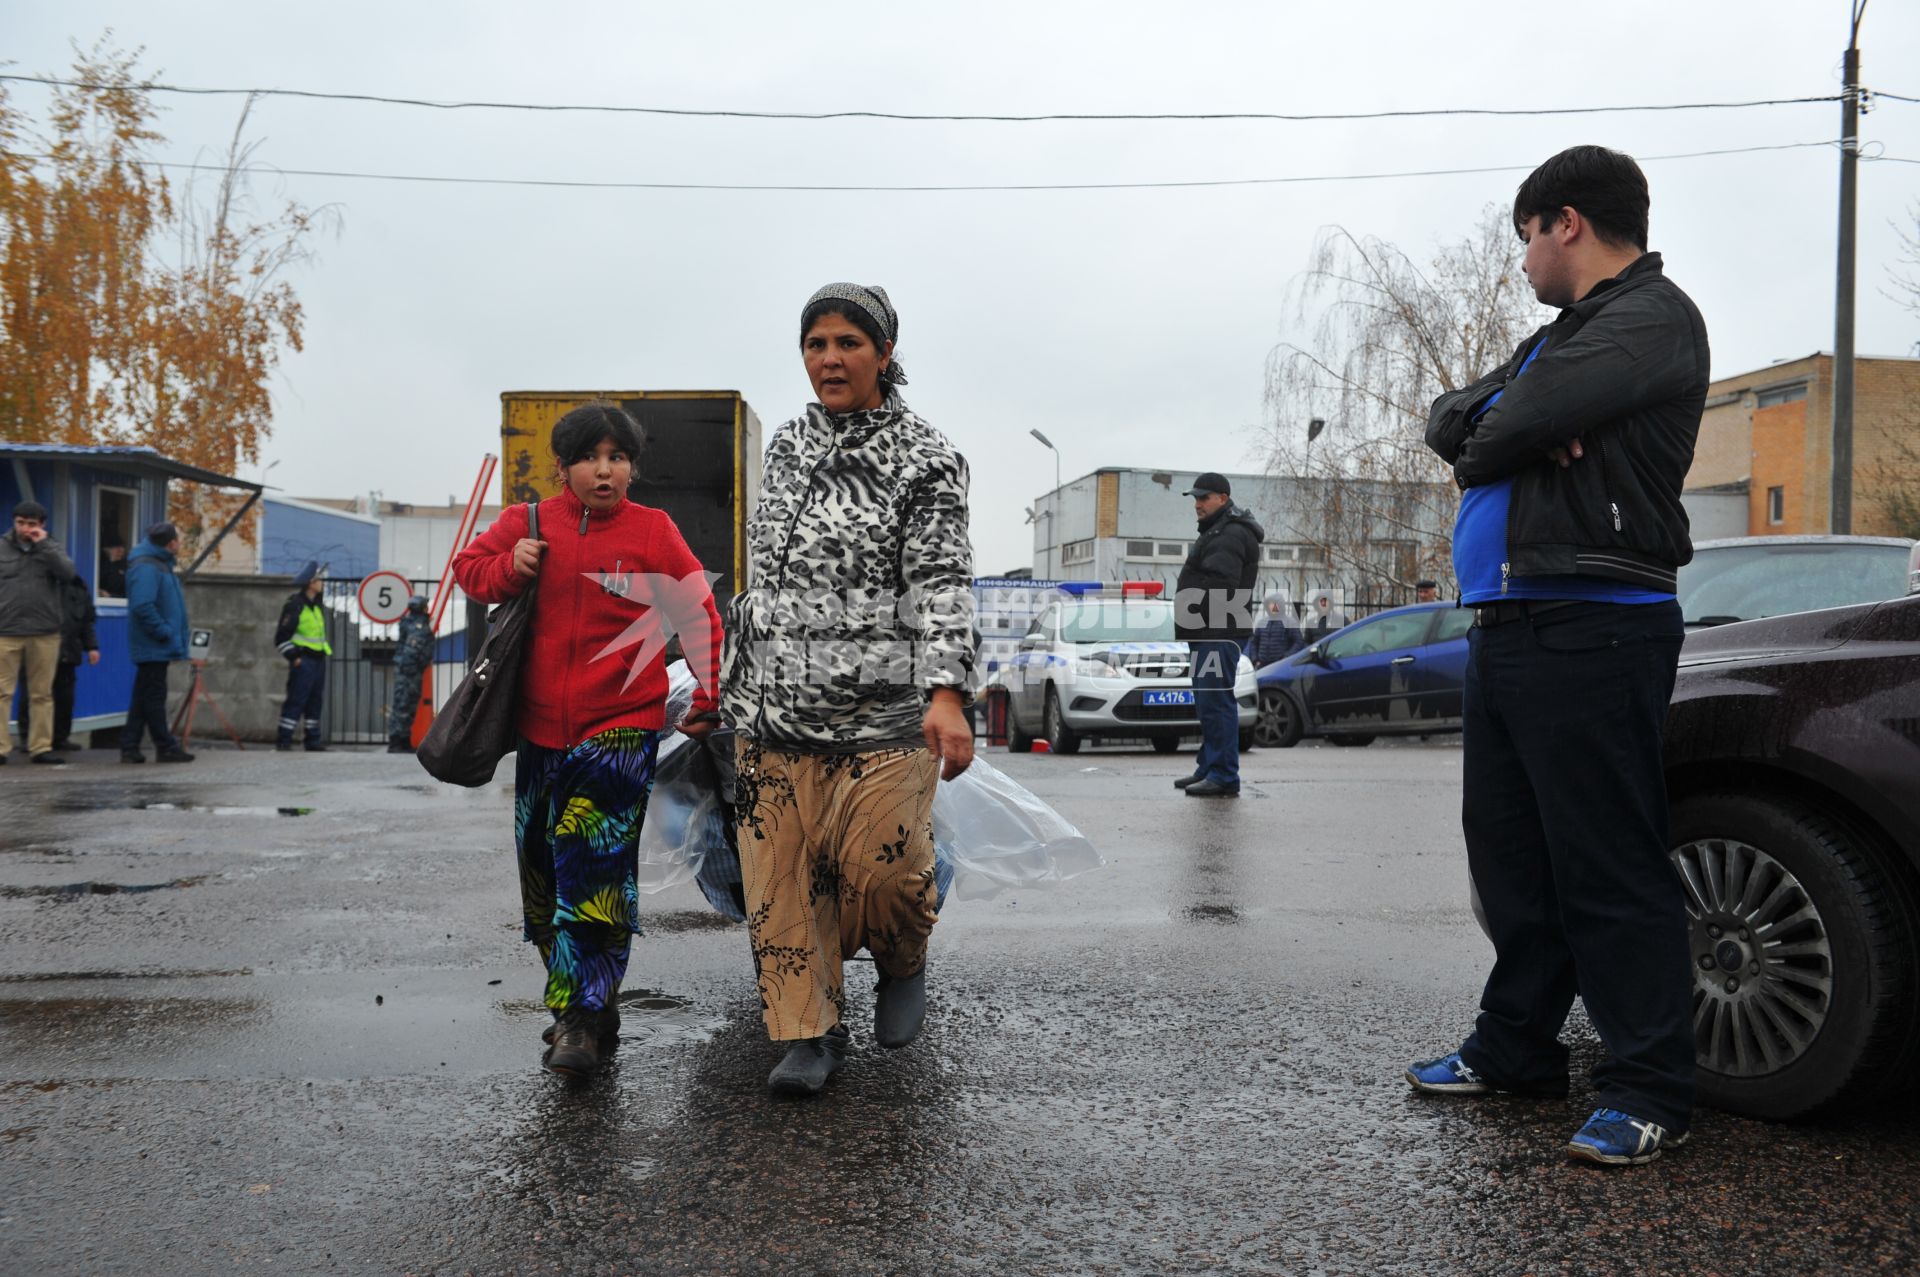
[1407,146,1707,1169]
[1173,472,1262,797]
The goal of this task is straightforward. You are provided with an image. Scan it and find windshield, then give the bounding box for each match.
[1677,542,1911,625]
[1058,600,1177,642]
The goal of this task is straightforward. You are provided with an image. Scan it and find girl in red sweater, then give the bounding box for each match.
[454,402,724,1078]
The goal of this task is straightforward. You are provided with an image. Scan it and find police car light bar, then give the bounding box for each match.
[1055,581,1166,597]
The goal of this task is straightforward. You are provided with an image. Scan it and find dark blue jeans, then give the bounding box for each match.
[279,655,326,746]
[119,661,178,754]
[1456,600,1692,1132]
[1188,639,1241,788]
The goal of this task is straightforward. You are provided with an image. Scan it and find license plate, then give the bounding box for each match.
[1141,690,1195,707]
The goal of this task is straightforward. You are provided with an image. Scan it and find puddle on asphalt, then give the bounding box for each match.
[0,876,207,899]
[640,910,743,934]
[139,803,314,817]
[0,968,249,983]
[0,994,263,1037]
[1182,903,1242,924]
[0,840,71,857]
[500,986,725,1047]
[45,788,313,817]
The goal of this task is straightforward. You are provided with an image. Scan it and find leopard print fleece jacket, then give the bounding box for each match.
[722,393,976,752]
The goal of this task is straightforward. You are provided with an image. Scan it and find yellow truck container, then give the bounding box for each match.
[500,390,763,599]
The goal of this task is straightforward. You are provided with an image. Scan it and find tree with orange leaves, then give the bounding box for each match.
[0,39,331,550]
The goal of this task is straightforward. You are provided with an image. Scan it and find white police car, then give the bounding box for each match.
[998,584,1258,755]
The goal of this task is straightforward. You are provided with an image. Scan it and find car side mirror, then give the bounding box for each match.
[1304,644,1327,665]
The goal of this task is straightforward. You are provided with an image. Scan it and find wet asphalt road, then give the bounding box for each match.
[2,740,1917,1276]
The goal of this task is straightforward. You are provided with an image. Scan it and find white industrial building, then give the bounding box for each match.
[1027,467,1453,607]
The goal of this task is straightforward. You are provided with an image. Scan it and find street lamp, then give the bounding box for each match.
[1029,429,1062,577]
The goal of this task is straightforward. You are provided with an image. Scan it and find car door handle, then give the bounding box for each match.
[1391,655,1415,664]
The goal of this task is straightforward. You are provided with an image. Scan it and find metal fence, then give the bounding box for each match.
[316,578,472,744]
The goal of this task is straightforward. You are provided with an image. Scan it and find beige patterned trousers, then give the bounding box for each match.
[734,740,941,1041]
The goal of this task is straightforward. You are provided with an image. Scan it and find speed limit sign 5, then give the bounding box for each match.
[358,571,416,624]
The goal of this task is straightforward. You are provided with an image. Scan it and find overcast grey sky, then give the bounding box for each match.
[8,0,1919,573]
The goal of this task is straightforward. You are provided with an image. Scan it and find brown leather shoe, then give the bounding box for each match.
[541,1006,619,1046]
[542,1008,604,1078]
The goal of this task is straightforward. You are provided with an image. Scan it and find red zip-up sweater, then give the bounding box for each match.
[453,488,724,750]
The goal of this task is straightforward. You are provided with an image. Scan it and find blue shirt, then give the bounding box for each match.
[1451,339,1674,606]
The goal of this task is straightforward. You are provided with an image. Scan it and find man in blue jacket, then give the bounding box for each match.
[120,523,194,764]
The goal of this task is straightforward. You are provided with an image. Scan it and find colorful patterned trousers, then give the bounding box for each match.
[513,728,659,1014]
[734,739,941,1041]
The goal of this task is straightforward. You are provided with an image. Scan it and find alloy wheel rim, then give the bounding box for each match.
[1671,836,1833,1079]
[1255,693,1293,747]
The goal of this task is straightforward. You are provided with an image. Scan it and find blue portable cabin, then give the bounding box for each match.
[1,443,260,737]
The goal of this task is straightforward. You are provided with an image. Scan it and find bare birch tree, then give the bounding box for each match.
[1889,200,1919,349]
[1260,205,1546,600]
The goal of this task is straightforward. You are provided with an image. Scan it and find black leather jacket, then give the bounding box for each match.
[1425,253,1709,593]
[1175,503,1264,641]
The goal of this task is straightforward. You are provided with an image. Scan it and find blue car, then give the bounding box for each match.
[1252,601,1474,747]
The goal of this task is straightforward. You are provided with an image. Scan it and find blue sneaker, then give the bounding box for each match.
[1566,1108,1688,1166]
[1405,1051,1490,1095]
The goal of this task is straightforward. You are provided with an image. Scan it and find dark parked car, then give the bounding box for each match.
[1678,535,1914,628]
[1662,592,1920,1119]
[1253,602,1471,747]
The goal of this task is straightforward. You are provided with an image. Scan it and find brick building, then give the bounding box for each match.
[1685,353,1920,538]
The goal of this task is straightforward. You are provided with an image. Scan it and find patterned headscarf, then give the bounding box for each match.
[803,282,908,386]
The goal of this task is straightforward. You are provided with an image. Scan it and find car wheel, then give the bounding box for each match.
[1254,689,1302,748]
[1149,735,1179,755]
[1043,686,1082,755]
[1670,792,1918,1121]
[1006,698,1033,754]
[1326,734,1375,747]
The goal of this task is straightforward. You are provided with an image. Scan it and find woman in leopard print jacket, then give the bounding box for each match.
[722,282,975,1096]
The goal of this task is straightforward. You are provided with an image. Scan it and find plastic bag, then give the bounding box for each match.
[638,741,1097,916]
[635,731,728,895]
[661,659,697,735]
[931,758,1102,899]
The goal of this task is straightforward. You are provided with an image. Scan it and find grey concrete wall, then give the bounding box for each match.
[172,574,299,743]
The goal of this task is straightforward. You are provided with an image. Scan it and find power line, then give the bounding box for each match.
[0,140,1837,195]
[0,73,1843,124]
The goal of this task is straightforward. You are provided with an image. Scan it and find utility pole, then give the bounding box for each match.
[1831,0,1868,534]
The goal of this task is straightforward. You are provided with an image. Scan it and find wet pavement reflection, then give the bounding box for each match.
[1,744,1916,1274]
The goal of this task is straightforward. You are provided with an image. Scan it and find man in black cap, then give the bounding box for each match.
[273,562,332,751]
[1415,579,1441,604]
[1,500,77,765]
[1173,473,1263,797]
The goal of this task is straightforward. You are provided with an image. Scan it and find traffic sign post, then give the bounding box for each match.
[357,571,415,624]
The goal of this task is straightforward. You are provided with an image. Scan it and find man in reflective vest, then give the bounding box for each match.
[273,561,332,751]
